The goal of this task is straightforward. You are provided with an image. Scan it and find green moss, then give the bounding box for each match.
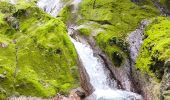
[78,0,159,66]
[0,1,78,99]
[58,6,71,22]
[78,28,91,36]
[136,17,170,79]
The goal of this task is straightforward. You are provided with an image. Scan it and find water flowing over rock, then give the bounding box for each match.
[36,0,143,99]
[70,32,142,100]
[9,0,16,4]
[37,0,63,16]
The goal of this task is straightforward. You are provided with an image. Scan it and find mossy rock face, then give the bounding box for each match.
[0,1,78,99]
[78,28,91,36]
[136,17,170,79]
[78,0,159,66]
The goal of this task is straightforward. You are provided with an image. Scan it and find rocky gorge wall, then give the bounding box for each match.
[1,0,170,100]
[69,0,170,100]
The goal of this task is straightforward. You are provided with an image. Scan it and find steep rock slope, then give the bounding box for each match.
[0,1,78,99]
[77,0,159,67]
[136,17,170,100]
[71,0,170,99]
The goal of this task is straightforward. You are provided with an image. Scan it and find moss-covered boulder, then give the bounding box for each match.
[136,17,170,78]
[77,0,159,66]
[0,1,78,99]
[135,17,170,99]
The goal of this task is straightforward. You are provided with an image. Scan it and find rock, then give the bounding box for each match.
[161,68,170,100]
[165,59,170,68]
[53,94,69,100]
[75,87,86,98]
[8,96,48,100]
[5,16,19,30]
[151,0,170,16]
[77,58,94,96]
[53,92,81,100]
[127,19,150,62]
[69,91,81,100]
[0,42,8,48]
[0,74,6,79]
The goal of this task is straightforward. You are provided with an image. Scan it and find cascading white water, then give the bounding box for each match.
[70,37,142,100]
[37,0,143,99]
[9,0,16,4]
[69,35,116,90]
[37,0,63,16]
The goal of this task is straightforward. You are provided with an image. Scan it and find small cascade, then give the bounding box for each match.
[9,0,16,4]
[37,0,63,16]
[37,0,143,99]
[70,36,142,100]
[70,36,116,90]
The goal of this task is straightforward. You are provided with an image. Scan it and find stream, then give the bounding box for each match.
[36,0,143,99]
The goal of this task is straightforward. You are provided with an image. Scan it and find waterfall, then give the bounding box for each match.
[9,0,16,4]
[69,37,142,100]
[37,0,63,16]
[37,0,142,99]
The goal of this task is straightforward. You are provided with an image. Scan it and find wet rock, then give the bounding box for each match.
[5,16,19,30]
[77,58,94,96]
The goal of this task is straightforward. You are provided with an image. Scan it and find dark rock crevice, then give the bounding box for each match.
[151,0,170,16]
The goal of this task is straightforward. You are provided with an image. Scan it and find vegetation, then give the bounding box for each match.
[0,1,78,99]
[136,17,170,79]
[78,0,159,66]
[78,28,91,36]
[1,0,170,99]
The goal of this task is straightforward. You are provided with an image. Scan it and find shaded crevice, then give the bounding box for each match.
[88,19,112,25]
[151,0,170,16]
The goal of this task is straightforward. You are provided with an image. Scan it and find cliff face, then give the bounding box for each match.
[135,17,170,100]
[72,0,170,100]
[1,0,170,99]
[0,1,78,99]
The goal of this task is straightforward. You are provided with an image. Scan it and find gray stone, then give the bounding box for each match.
[0,74,6,79]
[127,19,150,62]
